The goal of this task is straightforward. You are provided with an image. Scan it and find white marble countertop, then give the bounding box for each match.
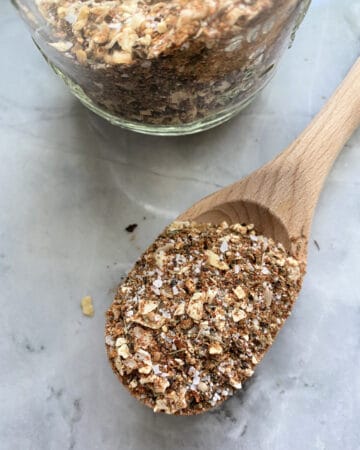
[1,1,359,449]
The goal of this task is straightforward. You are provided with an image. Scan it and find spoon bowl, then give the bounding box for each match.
[179,199,292,251]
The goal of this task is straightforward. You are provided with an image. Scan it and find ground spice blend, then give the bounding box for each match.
[105,221,304,415]
[31,0,310,130]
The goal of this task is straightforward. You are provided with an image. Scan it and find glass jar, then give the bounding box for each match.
[13,0,311,135]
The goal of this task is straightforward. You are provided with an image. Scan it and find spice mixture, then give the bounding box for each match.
[34,0,309,126]
[105,221,304,415]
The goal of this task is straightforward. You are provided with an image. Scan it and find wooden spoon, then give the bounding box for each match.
[179,58,360,262]
[106,59,360,415]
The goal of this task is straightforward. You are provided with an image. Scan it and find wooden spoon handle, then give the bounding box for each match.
[277,57,360,189]
[251,58,360,254]
[179,59,360,259]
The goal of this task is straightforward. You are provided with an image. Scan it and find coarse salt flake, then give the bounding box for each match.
[220,240,228,253]
[153,278,163,289]
[172,285,179,295]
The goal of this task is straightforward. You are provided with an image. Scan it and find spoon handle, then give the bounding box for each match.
[179,59,360,259]
[276,57,360,190]
[252,58,360,255]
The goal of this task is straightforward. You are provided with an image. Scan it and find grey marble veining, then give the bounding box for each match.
[0,1,360,449]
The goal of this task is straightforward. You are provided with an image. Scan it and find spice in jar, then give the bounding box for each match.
[34,0,310,128]
[105,221,304,415]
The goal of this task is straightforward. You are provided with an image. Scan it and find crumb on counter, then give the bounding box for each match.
[81,296,94,317]
[126,224,138,233]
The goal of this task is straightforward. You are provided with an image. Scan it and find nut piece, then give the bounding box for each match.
[232,308,247,322]
[130,313,165,329]
[185,279,196,294]
[115,337,130,358]
[205,250,229,270]
[209,342,223,355]
[230,224,248,234]
[115,337,127,347]
[244,368,254,377]
[105,51,133,65]
[140,375,170,394]
[93,26,109,44]
[136,349,153,374]
[132,327,155,350]
[229,378,242,389]
[174,302,185,316]
[264,286,273,307]
[198,382,209,392]
[153,377,170,394]
[157,21,167,33]
[186,292,204,321]
[139,300,159,315]
[81,296,94,317]
[233,286,246,299]
[155,250,166,269]
[117,344,130,359]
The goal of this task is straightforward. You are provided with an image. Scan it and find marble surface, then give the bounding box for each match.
[1,1,360,449]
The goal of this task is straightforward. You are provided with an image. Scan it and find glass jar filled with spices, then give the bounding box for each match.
[13,0,311,135]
